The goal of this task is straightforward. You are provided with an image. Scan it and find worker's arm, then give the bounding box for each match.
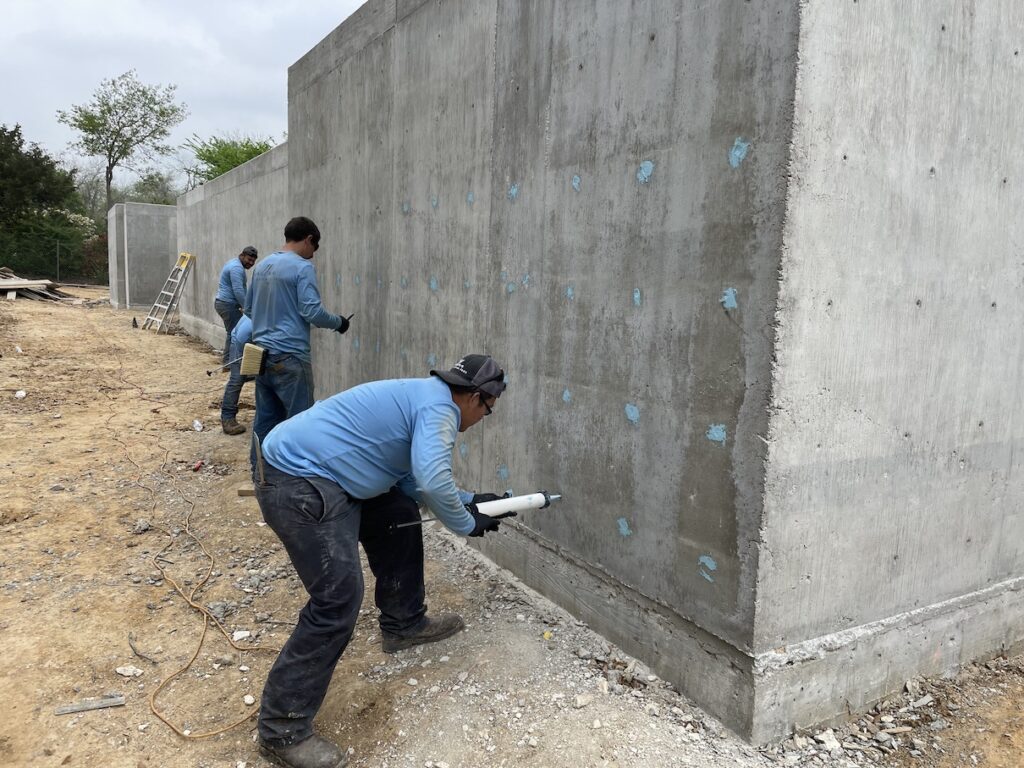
[230,262,247,308]
[296,263,343,329]
[408,404,475,535]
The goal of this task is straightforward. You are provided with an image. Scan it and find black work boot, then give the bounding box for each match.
[381,613,465,654]
[259,734,347,768]
[222,418,246,435]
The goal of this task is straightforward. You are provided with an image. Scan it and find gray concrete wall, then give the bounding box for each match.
[753,0,1024,741]
[290,0,798,739]
[106,203,177,310]
[176,143,289,348]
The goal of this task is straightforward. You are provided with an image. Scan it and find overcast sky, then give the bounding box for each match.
[0,0,363,181]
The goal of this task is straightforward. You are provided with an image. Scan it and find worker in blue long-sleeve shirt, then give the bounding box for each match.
[243,217,350,462]
[214,245,257,364]
[253,355,512,768]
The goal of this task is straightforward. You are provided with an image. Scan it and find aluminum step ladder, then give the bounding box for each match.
[143,252,195,333]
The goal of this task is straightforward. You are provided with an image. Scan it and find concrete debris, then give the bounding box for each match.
[14,390,26,399]
[243,694,255,706]
[573,694,593,709]
[132,519,152,534]
[231,630,251,642]
[115,665,144,677]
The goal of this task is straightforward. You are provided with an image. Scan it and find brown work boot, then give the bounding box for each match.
[259,734,347,768]
[381,613,465,654]
[221,418,246,435]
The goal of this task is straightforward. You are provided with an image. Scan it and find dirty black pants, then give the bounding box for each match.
[255,462,427,746]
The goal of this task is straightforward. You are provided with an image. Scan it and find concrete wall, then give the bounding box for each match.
[176,143,289,348]
[106,202,176,310]
[751,0,1024,741]
[289,0,797,740]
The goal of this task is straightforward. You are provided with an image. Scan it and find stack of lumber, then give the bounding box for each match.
[0,267,75,301]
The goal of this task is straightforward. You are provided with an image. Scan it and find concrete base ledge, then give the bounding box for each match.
[480,525,757,739]
[752,575,1024,742]
[181,316,226,353]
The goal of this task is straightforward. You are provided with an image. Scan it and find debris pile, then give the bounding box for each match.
[0,266,76,301]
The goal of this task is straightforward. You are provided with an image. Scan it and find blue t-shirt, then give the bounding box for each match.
[244,250,342,363]
[262,377,475,534]
[215,258,247,307]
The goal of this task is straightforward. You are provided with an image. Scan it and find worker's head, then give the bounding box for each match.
[239,245,258,269]
[284,217,321,259]
[431,354,506,432]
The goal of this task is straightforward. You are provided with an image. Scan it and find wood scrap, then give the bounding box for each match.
[0,267,75,301]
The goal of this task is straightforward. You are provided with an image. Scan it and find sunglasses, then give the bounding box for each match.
[480,394,494,416]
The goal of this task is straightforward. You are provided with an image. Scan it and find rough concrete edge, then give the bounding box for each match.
[479,525,756,740]
[177,143,288,208]
[749,574,1024,743]
[180,315,224,352]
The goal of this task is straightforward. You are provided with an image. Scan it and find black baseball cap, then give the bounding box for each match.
[431,354,507,398]
[241,246,258,258]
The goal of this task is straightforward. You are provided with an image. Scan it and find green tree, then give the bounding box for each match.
[57,70,187,214]
[183,133,273,185]
[0,124,77,223]
[125,169,180,205]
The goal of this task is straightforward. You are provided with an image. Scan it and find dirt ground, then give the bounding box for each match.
[1,288,1022,768]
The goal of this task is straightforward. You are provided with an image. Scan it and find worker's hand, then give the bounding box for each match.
[466,503,516,537]
[471,491,510,504]
[336,315,351,335]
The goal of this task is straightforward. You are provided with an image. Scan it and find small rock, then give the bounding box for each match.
[874,731,892,745]
[116,665,144,677]
[192,419,204,432]
[133,519,152,534]
[814,729,841,752]
[138,723,149,732]
[592,719,601,729]
[239,665,250,672]
[576,647,592,660]
[929,718,949,731]
[407,678,418,686]
[14,390,26,399]
[457,672,469,683]
[912,694,934,708]
[573,694,593,709]
[243,694,255,706]
[232,630,251,642]
[49,484,65,492]
[15,346,23,354]
[527,737,538,747]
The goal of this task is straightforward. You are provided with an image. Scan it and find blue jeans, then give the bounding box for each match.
[255,463,426,746]
[214,299,242,365]
[250,353,315,472]
[220,360,253,421]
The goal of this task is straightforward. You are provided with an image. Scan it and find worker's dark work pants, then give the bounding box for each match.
[250,353,314,474]
[255,463,427,746]
[214,299,241,365]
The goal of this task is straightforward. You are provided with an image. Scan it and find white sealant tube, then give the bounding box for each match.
[476,491,560,517]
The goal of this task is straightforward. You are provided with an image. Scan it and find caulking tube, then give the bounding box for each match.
[475,491,560,517]
[392,491,562,529]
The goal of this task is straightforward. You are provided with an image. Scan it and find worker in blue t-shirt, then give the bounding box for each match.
[243,217,349,465]
[214,245,257,364]
[253,354,512,768]
[219,314,253,435]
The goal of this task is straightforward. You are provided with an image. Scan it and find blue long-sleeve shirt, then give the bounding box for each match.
[261,376,476,535]
[229,314,253,361]
[215,257,247,307]
[243,250,342,363]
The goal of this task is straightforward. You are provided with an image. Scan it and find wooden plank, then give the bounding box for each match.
[0,279,53,289]
[237,486,256,497]
[5,291,15,301]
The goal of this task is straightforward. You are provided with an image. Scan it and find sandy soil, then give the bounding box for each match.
[1,288,1021,768]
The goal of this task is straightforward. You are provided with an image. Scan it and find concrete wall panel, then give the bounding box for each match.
[106,203,176,310]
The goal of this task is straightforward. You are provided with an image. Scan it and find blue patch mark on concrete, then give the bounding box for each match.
[400,275,409,289]
[521,274,530,286]
[500,270,508,281]
[401,201,411,214]
[458,443,469,460]
[496,464,510,482]
[352,337,361,351]
[698,554,718,583]
[633,288,642,307]
[354,275,362,286]
[464,279,471,290]
[571,174,582,192]
[430,194,439,210]
[400,348,408,359]
[616,517,633,537]
[720,287,738,310]
[429,275,439,292]
[624,403,640,424]
[562,388,572,403]
[426,353,437,367]
[729,137,751,168]
[566,285,575,300]
[506,282,517,294]
[466,191,475,206]
[636,160,655,184]
[334,273,341,288]
[375,340,380,354]
[377,277,382,289]
[706,424,727,444]
[507,183,519,201]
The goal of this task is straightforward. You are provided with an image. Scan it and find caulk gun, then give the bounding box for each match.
[394,490,562,529]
